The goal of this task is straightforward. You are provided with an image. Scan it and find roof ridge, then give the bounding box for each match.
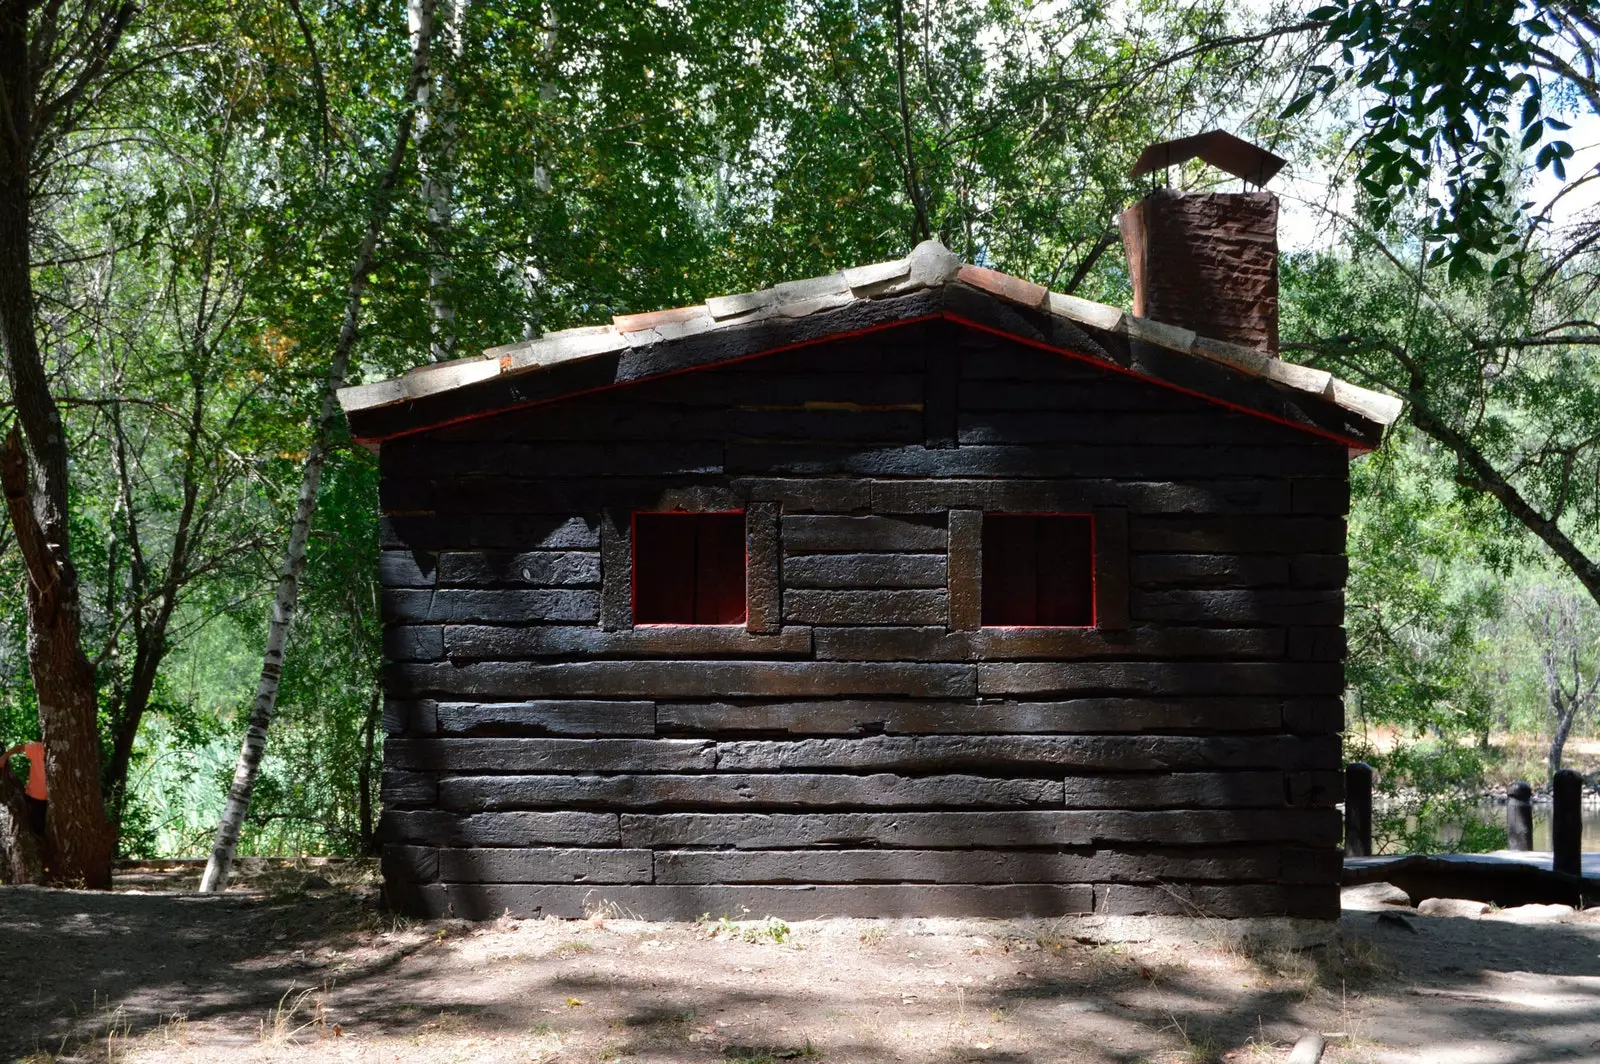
[339,238,1402,430]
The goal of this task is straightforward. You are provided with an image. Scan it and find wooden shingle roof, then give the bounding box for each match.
[339,240,1401,450]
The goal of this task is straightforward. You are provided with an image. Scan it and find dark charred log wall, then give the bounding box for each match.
[376,320,1347,921]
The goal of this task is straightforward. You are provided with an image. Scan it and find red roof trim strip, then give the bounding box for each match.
[353,312,1376,452]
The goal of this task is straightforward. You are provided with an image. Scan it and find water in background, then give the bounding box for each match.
[1455,803,1600,852]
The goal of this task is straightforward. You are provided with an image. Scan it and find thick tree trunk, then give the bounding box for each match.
[0,760,45,884]
[0,430,115,886]
[199,0,437,892]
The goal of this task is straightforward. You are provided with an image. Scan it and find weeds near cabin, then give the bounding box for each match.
[857,924,887,948]
[720,1038,822,1062]
[554,939,595,958]
[261,984,331,1045]
[1160,1009,1223,1064]
[697,913,793,945]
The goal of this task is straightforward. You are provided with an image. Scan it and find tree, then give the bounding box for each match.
[1291,0,1583,277]
[0,0,144,886]
[1519,582,1600,780]
[200,0,439,893]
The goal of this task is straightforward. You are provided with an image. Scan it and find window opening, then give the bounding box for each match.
[981,514,1094,627]
[633,511,747,624]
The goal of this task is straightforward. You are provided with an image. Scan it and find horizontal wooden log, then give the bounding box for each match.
[383,698,439,736]
[381,514,599,551]
[811,626,1286,662]
[381,843,437,883]
[728,408,924,442]
[384,476,741,515]
[1060,772,1285,809]
[1292,478,1350,516]
[1093,882,1339,920]
[781,514,946,552]
[782,589,948,626]
[381,771,438,806]
[435,847,654,884]
[436,551,600,587]
[713,734,1340,773]
[380,551,437,588]
[411,882,1096,921]
[1288,627,1346,662]
[1130,516,1346,554]
[869,478,1296,516]
[957,411,1295,446]
[1129,555,1291,588]
[387,660,979,700]
[727,477,873,512]
[715,335,927,374]
[1287,770,1345,807]
[640,371,927,408]
[783,553,947,588]
[443,625,813,661]
[438,773,1063,812]
[385,441,725,479]
[1283,697,1343,735]
[383,589,599,625]
[656,698,1287,736]
[1291,554,1349,587]
[619,809,1342,849]
[386,737,714,773]
[1130,589,1343,625]
[385,626,444,662]
[433,700,656,737]
[380,810,620,846]
[652,847,1333,885]
[959,379,1203,412]
[431,402,728,442]
[976,662,1343,697]
[727,443,1348,479]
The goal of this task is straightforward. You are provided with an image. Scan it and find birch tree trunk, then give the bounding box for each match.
[412,0,466,362]
[199,0,436,892]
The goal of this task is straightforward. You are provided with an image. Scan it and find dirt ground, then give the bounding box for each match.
[5,864,1600,1064]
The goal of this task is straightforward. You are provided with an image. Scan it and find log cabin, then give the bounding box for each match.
[339,168,1402,922]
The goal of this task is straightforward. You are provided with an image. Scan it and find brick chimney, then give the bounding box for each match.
[1119,188,1279,354]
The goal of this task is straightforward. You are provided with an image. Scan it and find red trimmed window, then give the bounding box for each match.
[633,512,747,625]
[982,514,1094,627]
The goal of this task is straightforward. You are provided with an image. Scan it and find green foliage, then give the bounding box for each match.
[1292,0,1576,276]
[12,0,1598,863]
[1343,430,1503,745]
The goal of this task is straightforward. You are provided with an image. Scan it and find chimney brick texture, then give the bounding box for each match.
[1119,189,1279,354]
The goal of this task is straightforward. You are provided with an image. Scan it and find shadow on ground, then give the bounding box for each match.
[4,876,1600,1064]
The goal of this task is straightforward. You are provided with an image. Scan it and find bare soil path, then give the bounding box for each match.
[4,865,1600,1064]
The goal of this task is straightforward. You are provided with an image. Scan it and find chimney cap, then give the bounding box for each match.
[1130,130,1287,187]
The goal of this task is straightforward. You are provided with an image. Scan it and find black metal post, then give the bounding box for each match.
[1345,761,1373,858]
[1507,780,1533,851]
[1552,769,1583,877]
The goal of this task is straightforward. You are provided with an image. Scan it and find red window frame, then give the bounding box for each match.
[631,510,748,626]
[981,513,1096,628]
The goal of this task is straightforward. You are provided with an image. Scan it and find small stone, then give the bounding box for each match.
[1417,897,1491,918]
[1340,882,1412,910]
[1375,911,1417,932]
[1286,1033,1325,1064]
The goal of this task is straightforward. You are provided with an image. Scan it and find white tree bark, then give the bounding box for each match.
[412,0,466,362]
[199,0,437,893]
